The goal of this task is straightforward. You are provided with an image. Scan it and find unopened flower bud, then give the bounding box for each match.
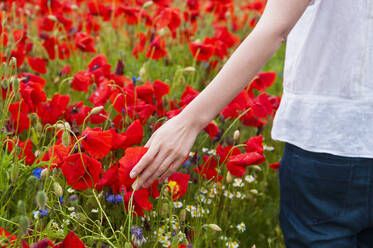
[62,131,71,147]
[183,66,196,73]
[53,182,63,198]
[35,191,48,209]
[124,242,133,248]
[250,189,258,195]
[251,165,262,171]
[47,15,58,22]
[139,65,146,78]
[90,106,104,115]
[40,168,48,181]
[226,171,233,183]
[142,1,153,8]
[10,166,20,183]
[160,202,169,217]
[179,209,186,222]
[71,4,78,10]
[18,216,30,237]
[207,224,222,232]
[17,200,26,215]
[233,130,240,142]
[9,57,17,67]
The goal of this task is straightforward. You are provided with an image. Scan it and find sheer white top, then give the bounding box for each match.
[271,0,373,158]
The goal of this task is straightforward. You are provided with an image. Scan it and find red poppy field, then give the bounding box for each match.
[0,0,286,247]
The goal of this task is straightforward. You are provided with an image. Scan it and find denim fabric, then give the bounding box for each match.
[278,142,373,248]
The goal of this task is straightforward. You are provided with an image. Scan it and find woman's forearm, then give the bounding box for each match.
[179,0,311,131]
[180,29,285,131]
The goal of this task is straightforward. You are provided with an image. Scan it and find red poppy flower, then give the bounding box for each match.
[189,41,214,61]
[37,94,70,125]
[244,135,264,154]
[166,172,190,201]
[248,72,276,93]
[87,54,111,84]
[146,36,167,60]
[132,32,147,58]
[193,155,222,181]
[27,56,47,74]
[116,6,141,25]
[251,92,273,119]
[203,121,219,140]
[156,8,181,38]
[74,32,96,53]
[55,231,86,248]
[180,86,199,106]
[41,144,70,169]
[60,153,102,190]
[153,79,169,102]
[65,102,91,126]
[270,162,280,170]
[216,145,241,164]
[20,81,47,112]
[71,70,92,92]
[42,36,58,60]
[96,163,122,195]
[118,146,148,191]
[227,152,266,177]
[119,119,144,150]
[8,101,30,134]
[81,128,112,159]
[123,188,153,217]
[6,138,35,165]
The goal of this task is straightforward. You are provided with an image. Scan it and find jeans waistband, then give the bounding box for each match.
[284,142,373,164]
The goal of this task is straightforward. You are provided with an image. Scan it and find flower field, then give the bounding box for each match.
[0,0,287,247]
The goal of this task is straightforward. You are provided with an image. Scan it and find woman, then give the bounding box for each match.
[130,0,373,246]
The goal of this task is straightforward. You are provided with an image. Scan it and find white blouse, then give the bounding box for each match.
[271,0,373,158]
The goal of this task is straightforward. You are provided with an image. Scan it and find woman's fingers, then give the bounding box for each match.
[134,149,168,189]
[130,141,159,180]
[142,157,175,188]
[159,157,185,183]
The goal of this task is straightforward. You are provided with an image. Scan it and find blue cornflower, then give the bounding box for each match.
[106,194,123,204]
[132,75,141,85]
[32,167,42,180]
[182,160,191,168]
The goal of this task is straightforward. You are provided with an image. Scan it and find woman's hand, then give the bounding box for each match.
[129,112,202,190]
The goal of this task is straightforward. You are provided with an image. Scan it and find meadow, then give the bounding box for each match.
[0,0,287,247]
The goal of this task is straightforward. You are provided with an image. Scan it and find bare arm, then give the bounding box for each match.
[181,0,311,130]
[130,0,311,189]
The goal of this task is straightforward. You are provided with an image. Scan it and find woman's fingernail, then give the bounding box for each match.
[130,172,135,178]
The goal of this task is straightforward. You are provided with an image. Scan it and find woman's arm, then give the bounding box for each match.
[130,0,311,189]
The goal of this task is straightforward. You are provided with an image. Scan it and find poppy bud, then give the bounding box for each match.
[142,1,153,8]
[17,200,26,215]
[250,189,258,195]
[90,106,104,115]
[47,15,58,22]
[233,130,240,142]
[160,202,169,217]
[9,57,17,67]
[35,190,48,209]
[251,246,257,248]
[40,168,49,181]
[62,130,71,147]
[53,182,63,198]
[179,209,186,222]
[18,215,30,237]
[251,165,262,171]
[139,65,146,78]
[226,171,233,183]
[71,4,78,10]
[207,224,222,232]
[183,66,196,73]
[10,166,20,183]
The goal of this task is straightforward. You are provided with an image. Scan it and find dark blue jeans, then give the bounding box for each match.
[279,142,373,248]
